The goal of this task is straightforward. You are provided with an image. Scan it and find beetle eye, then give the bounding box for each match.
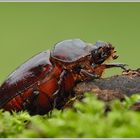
[91,49,100,59]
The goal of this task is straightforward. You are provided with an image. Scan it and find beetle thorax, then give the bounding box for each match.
[50,54,92,72]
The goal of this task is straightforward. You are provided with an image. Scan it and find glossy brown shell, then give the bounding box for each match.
[0,51,53,107]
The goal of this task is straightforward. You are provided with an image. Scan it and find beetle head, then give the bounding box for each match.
[91,41,118,64]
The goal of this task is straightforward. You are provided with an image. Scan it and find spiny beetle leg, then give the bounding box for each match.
[104,63,128,71]
[80,69,100,79]
[22,90,39,110]
[53,70,67,109]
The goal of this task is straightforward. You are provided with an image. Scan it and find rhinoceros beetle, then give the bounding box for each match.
[0,39,127,115]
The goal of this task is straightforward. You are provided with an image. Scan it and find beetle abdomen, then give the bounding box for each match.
[2,65,63,115]
[3,88,33,112]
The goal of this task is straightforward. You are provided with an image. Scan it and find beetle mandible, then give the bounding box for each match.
[0,39,127,115]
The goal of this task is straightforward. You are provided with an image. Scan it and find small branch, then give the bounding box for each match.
[74,68,140,102]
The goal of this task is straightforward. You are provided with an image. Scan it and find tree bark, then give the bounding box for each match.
[74,68,140,102]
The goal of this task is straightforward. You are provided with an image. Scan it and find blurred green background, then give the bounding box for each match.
[0,2,139,83]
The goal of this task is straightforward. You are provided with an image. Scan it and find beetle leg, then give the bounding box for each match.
[22,90,39,111]
[103,63,128,71]
[53,70,67,109]
[53,70,67,96]
[80,69,100,79]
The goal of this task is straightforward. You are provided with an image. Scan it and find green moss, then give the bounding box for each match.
[0,93,140,138]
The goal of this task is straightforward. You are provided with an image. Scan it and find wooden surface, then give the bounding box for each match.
[74,68,140,102]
